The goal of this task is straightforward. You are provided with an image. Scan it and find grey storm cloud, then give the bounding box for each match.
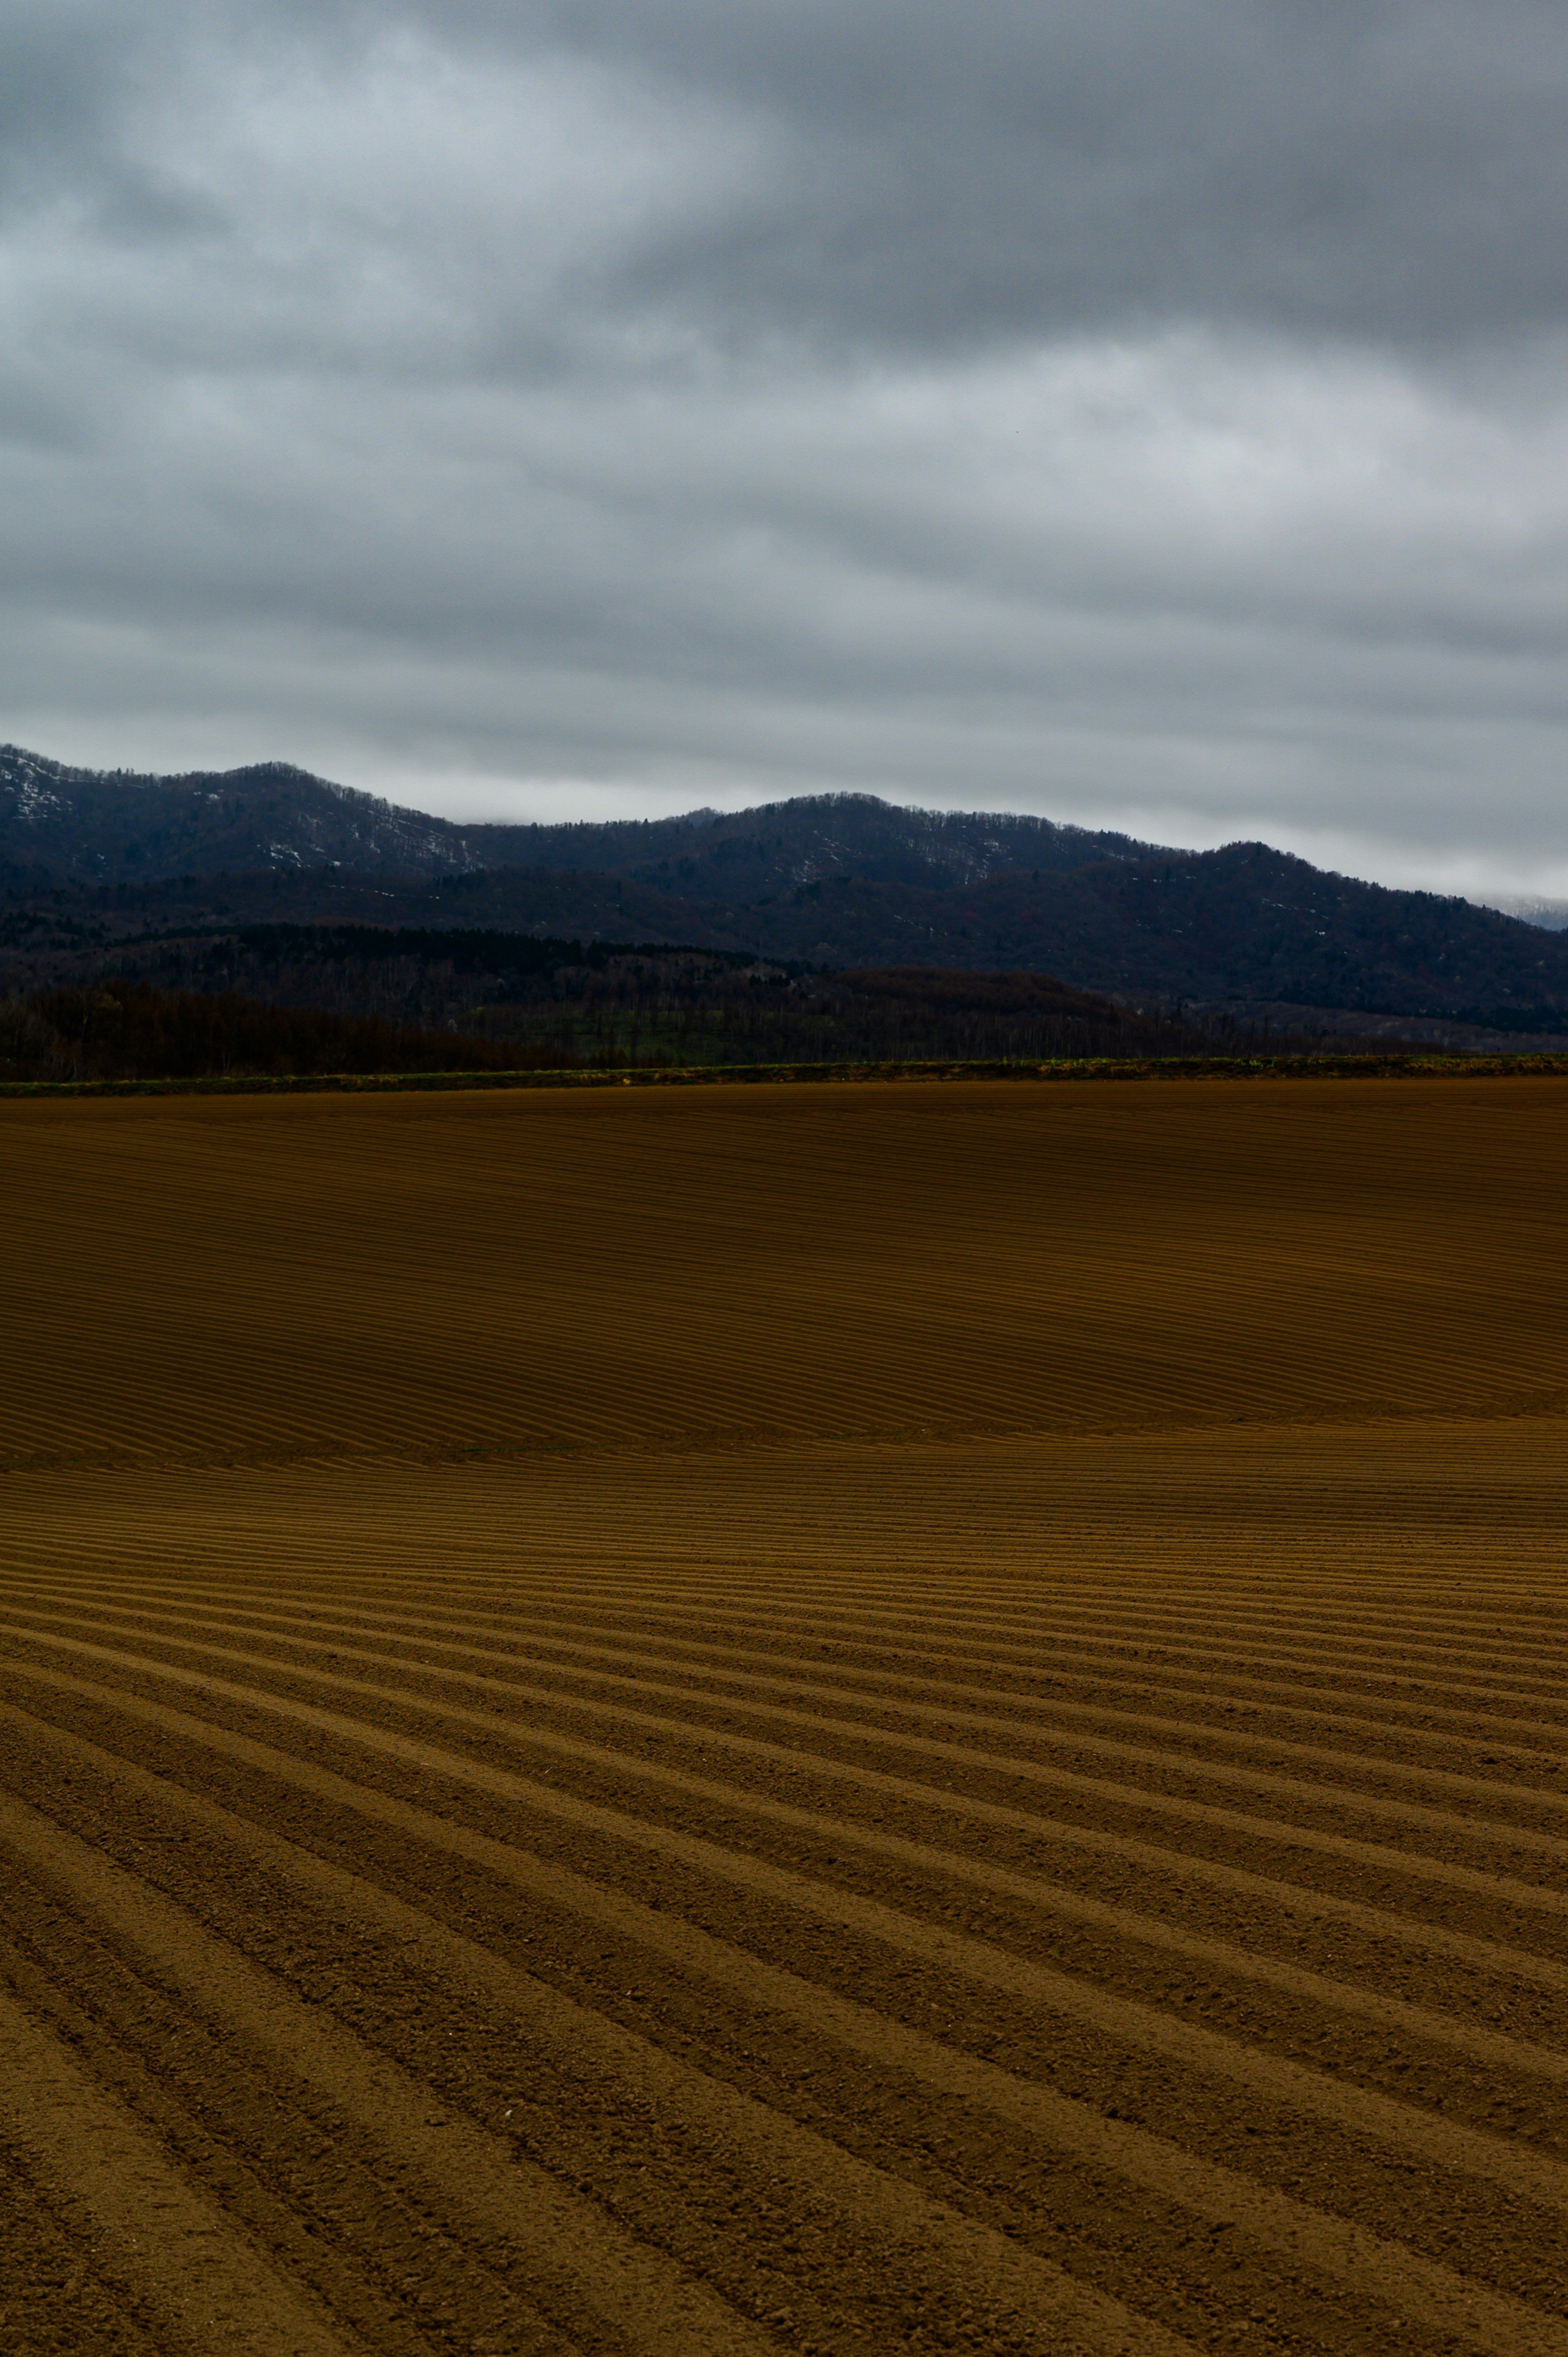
[4,0,1568,894]
[514,0,1568,356]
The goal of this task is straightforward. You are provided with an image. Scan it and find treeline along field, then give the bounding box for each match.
[1,1075,1566,2356]
[0,975,566,1082]
[0,933,1334,1076]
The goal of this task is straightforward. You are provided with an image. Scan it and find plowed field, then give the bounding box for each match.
[2,1079,1567,2356]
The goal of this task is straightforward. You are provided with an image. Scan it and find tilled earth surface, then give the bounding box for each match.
[2,1080,1567,2355]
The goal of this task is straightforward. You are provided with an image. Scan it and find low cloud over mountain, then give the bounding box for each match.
[4,5,1568,897]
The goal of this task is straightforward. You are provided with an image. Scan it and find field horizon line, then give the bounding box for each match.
[6,1051,1568,1099]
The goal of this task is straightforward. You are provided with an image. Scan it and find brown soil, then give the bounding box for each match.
[1,1078,1566,2354]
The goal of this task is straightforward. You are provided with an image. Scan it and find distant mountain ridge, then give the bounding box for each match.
[5,742,1568,1028]
[0,743,1145,892]
[0,744,488,883]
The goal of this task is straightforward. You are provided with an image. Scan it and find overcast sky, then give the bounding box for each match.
[5,2,1568,895]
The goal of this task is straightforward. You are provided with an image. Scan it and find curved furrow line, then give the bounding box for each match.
[0,1799,785,2357]
[15,1656,1566,2014]
[12,1077,1568,2349]
[768,1594,1568,1675]
[0,1975,354,2357]
[287,1563,1568,1690]
[105,1585,1568,1742]
[6,1641,1568,2205]
[477,1567,1568,1661]
[0,1915,553,2357]
[21,1580,1564,1776]
[196,1599,1568,1794]
[421,1533,1568,1614]
[14,1593,1566,1835]
[6,1621,1566,1928]
[2,1671,1564,2357]
[0,1785,1196,2357]
[335,1601,1568,1765]
[438,1583,1568,1706]
[477,1586,1568,1708]
[675,1599,1568,1691]
[451,1628,1568,1810]
[8,1081,1568,1469]
[9,1565,1556,1753]
[11,1682,1560,2089]
[12,1603,1562,1871]
[14,1471,1565,1573]
[9,1508,1563,1595]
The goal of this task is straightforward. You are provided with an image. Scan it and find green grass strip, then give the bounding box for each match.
[5,1053,1568,1099]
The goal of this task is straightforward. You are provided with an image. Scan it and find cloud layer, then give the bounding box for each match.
[4,1,1568,892]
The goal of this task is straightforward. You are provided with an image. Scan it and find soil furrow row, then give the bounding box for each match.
[15,1591,1563,1799]
[7,1611,1562,1882]
[0,1795,784,2357]
[15,1570,1565,1758]
[14,1656,1566,2023]
[2,1648,1562,2223]
[189,1591,1564,1763]
[2,1667,1564,2357]
[3,1682,1559,2103]
[12,1631,1566,1998]
[0,1971,354,2357]
[0,1727,1204,2357]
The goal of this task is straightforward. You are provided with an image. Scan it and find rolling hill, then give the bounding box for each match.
[0,743,1136,892]
[6,741,1568,1030]
[3,1078,1568,2354]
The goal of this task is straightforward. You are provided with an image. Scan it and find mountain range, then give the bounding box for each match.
[4,741,1567,1035]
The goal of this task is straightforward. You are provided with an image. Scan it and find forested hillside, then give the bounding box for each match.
[6,744,1567,1028]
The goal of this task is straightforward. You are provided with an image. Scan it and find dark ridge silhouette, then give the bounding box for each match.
[6,742,1568,1026]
